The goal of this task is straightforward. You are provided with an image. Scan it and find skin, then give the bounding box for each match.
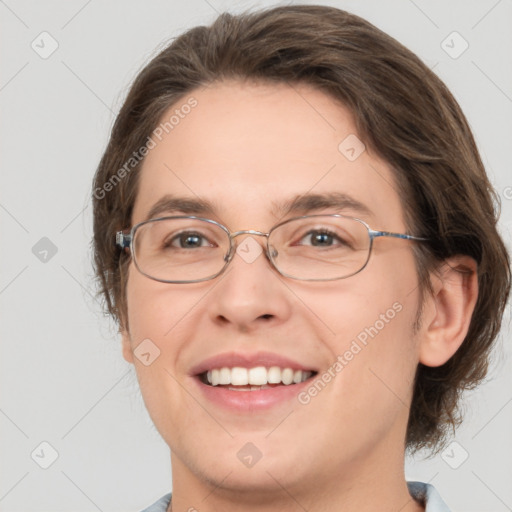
[121,81,478,512]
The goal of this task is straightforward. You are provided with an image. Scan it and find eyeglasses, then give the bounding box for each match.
[116,214,426,283]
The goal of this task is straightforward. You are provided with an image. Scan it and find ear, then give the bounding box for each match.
[418,255,478,367]
[121,328,135,364]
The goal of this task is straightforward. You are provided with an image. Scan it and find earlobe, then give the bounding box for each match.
[121,329,134,364]
[418,255,479,367]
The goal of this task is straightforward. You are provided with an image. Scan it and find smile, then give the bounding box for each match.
[201,366,314,389]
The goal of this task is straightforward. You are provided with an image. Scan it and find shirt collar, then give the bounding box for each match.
[408,481,451,511]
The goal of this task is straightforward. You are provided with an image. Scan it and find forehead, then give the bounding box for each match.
[132,80,405,231]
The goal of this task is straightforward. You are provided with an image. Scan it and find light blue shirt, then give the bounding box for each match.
[139,481,450,511]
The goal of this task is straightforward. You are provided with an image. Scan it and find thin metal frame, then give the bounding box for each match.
[116,214,427,284]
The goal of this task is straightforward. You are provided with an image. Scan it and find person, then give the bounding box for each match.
[91,5,510,512]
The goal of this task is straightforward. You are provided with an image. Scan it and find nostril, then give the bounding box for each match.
[260,314,273,320]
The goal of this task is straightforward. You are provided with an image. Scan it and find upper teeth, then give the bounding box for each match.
[206,366,312,386]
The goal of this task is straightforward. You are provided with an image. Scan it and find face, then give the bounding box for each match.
[122,81,423,498]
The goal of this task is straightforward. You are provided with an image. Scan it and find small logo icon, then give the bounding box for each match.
[31,31,59,59]
[338,134,366,161]
[237,442,262,468]
[133,338,161,366]
[32,237,58,263]
[31,441,59,469]
[441,31,469,59]
[441,440,469,469]
[236,236,263,264]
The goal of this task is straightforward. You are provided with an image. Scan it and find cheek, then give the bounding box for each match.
[125,265,200,342]
[124,269,200,439]
[299,254,418,345]
[301,248,420,399]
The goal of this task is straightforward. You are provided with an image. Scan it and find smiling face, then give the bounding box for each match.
[122,81,424,504]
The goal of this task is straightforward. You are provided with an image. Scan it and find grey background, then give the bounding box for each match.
[1,0,511,511]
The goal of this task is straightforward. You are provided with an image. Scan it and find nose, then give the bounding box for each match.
[207,233,292,333]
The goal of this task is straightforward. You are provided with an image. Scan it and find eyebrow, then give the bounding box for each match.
[273,192,373,219]
[144,191,374,222]
[145,196,218,221]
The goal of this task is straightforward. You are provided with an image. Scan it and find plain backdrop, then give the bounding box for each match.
[1,1,511,511]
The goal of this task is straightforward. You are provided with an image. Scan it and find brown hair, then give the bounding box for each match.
[92,5,510,453]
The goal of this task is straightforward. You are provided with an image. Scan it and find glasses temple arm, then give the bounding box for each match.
[369,229,427,241]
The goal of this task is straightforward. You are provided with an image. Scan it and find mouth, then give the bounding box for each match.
[190,351,320,410]
[198,366,318,391]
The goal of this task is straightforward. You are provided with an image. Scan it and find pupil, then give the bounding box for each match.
[312,232,332,246]
[181,234,201,247]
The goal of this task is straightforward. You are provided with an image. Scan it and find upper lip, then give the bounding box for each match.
[190,351,317,376]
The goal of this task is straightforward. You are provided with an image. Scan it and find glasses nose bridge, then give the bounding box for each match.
[227,229,272,263]
[230,229,269,240]
[229,229,270,251]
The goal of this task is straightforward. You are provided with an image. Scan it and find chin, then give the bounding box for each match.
[180,439,311,494]
[199,461,306,501]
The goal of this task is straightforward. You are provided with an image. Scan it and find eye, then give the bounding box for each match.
[298,229,349,248]
[165,231,214,249]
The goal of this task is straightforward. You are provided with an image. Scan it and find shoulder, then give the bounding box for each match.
[407,481,451,512]
[139,492,172,512]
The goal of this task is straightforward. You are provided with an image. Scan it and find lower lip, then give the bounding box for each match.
[192,376,314,411]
